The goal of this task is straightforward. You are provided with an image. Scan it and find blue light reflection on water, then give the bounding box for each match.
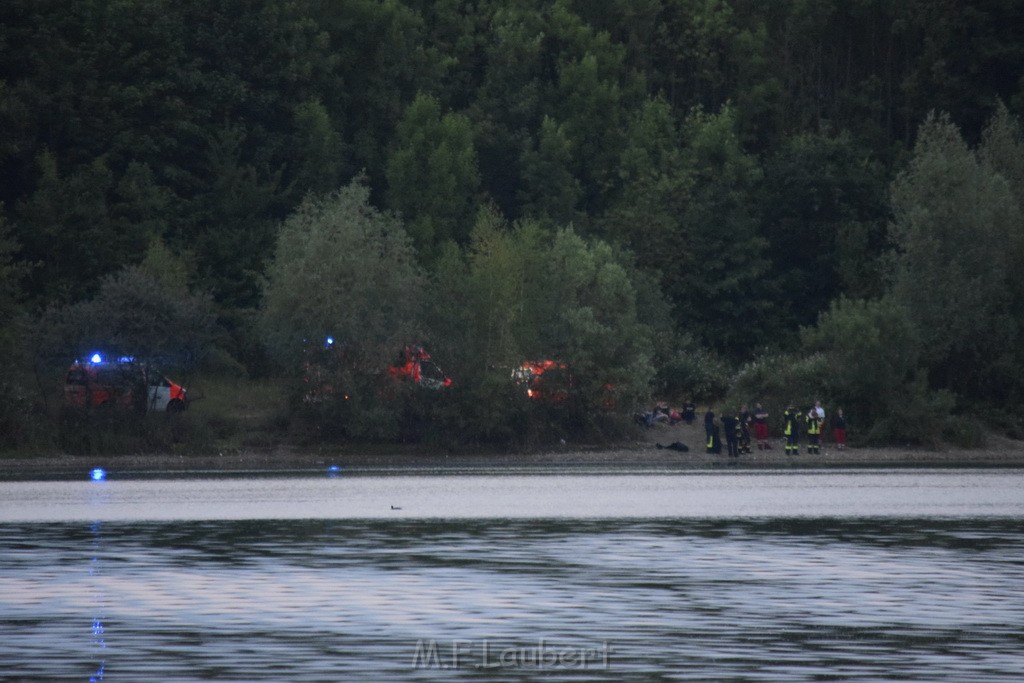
[88,521,106,682]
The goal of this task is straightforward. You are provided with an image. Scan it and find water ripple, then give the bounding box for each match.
[2,516,1023,680]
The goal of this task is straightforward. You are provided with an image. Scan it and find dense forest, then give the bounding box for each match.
[3,0,1024,452]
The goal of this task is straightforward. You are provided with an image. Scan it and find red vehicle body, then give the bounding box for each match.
[512,359,617,409]
[65,358,188,413]
[303,341,451,403]
[512,360,572,402]
[387,346,453,389]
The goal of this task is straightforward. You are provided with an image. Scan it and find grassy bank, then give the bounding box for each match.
[4,371,1024,473]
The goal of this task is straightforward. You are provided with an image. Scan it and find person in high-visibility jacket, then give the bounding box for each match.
[805,408,823,455]
[783,405,801,455]
[704,407,721,454]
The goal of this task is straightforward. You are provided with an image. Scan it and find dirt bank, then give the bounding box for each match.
[3,420,1022,478]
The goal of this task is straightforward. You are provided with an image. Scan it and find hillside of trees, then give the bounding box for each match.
[3,0,1024,452]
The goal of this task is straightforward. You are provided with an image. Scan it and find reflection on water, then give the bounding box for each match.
[87,521,107,682]
[3,513,1024,680]
[1,472,1022,680]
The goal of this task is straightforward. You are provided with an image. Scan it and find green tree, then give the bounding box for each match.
[0,211,28,343]
[288,98,347,200]
[386,93,481,256]
[466,4,545,217]
[517,115,581,226]
[889,112,1023,403]
[139,236,192,293]
[15,153,159,302]
[181,125,281,309]
[552,51,628,216]
[977,102,1024,410]
[464,212,654,412]
[461,206,538,370]
[979,101,1024,221]
[536,228,655,412]
[800,296,951,445]
[674,105,772,355]
[979,101,1024,327]
[421,207,538,445]
[0,210,37,450]
[761,131,889,321]
[426,206,658,440]
[312,0,443,182]
[261,177,426,376]
[33,265,215,372]
[601,97,691,286]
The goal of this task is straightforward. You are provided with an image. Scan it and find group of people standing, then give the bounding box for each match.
[703,401,847,456]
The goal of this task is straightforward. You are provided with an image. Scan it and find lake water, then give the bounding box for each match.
[2,470,1023,680]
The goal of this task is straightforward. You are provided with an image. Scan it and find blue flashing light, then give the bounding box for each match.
[327,464,341,478]
[90,353,102,364]
[90,468,106,481]
[325,336,334,347]
[328,464,340,472]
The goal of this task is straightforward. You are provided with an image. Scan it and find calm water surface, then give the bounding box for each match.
[1,470,1023,681]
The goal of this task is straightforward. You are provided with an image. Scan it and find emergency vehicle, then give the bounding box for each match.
[387,345,452,390]
[512,360,572,402]
[64,354,188,413]
[512,359,618,409]
[303,340,451,402]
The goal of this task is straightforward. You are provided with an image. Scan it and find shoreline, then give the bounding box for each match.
[3,425,1024,477]
[3,420,1023,477]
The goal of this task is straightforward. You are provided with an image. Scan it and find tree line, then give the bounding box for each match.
[2,0,1023,450]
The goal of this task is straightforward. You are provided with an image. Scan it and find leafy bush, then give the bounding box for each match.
[0,379,52,453]
[655,340,732,403]
[854,380,954,447]
[800,296,953,445]
[941,415,987,449]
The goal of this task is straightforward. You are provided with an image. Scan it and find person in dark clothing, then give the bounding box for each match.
[738,405,752,454]
[783,405,801,455]
[722,412,739,457]
[682,400,696,425]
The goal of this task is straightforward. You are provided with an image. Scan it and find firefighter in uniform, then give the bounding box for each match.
[806,407,823,455]
[783,405,801,455]
[705,407,721,454]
